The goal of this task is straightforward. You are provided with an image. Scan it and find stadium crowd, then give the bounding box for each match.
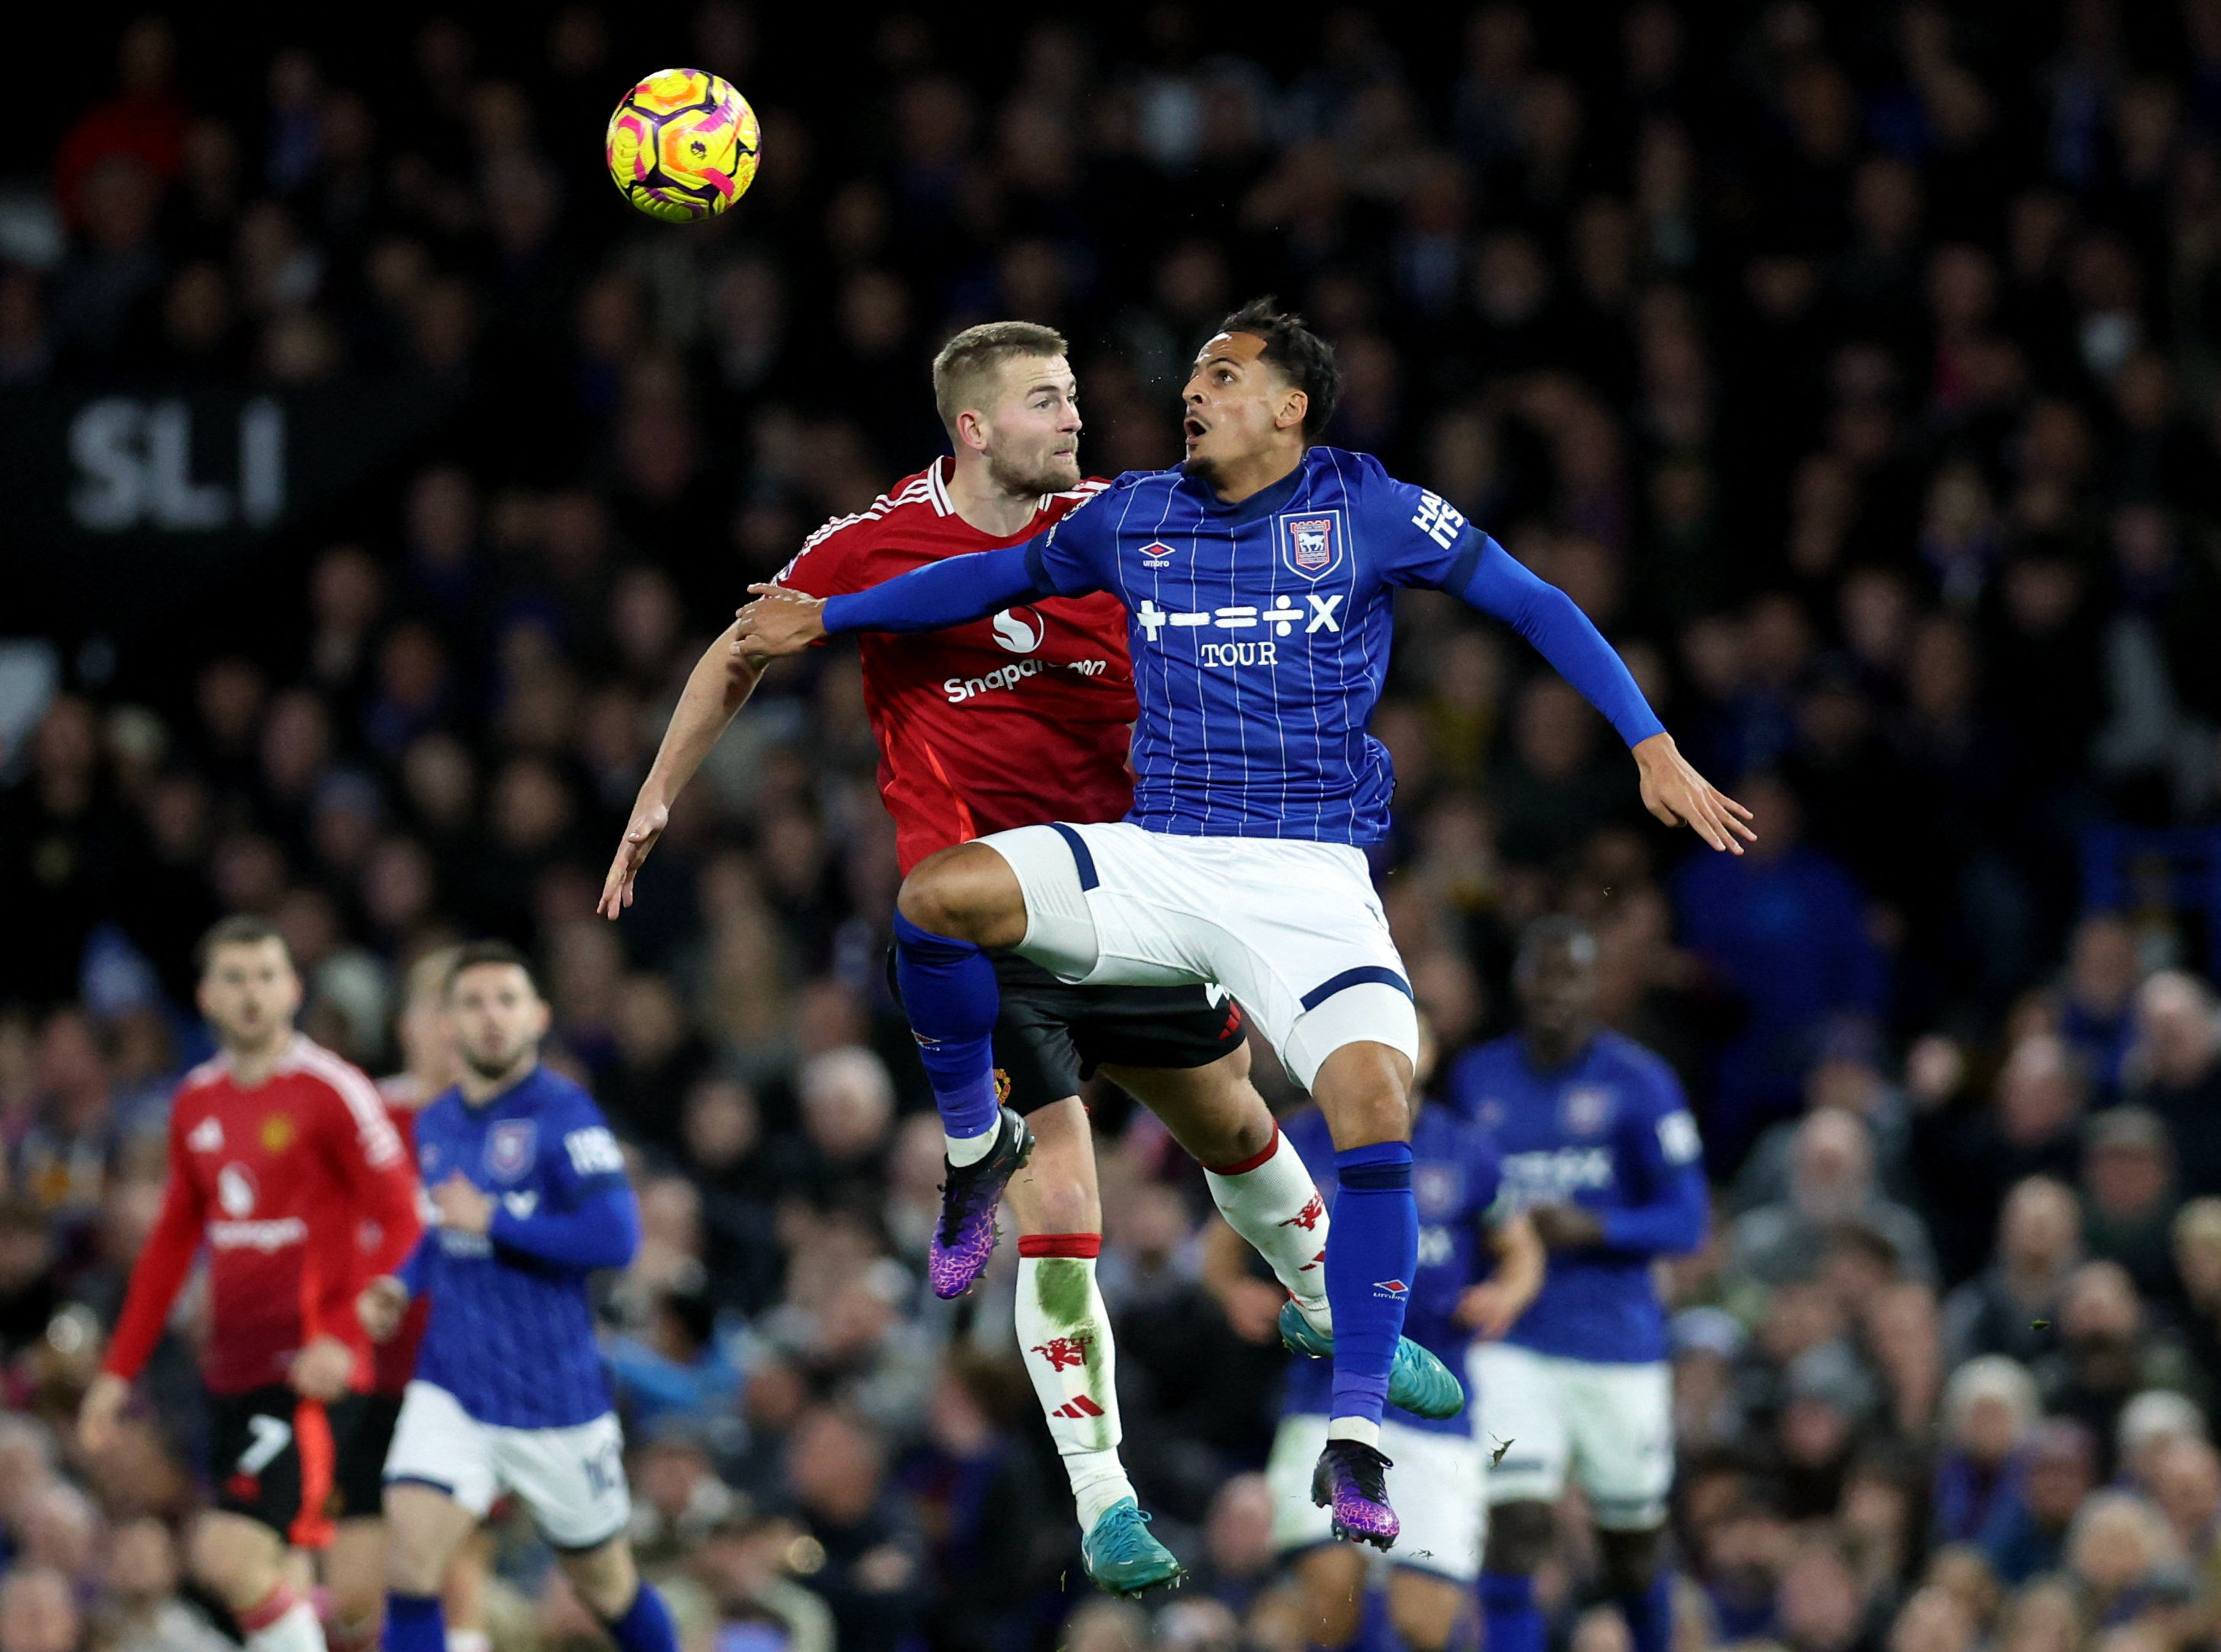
[17,2,2221,1649]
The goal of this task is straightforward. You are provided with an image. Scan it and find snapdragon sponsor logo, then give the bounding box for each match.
[944,657,1110,703]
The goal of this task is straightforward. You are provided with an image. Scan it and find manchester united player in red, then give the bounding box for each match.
[600,321,1407,1595]
[80,918,420,1652]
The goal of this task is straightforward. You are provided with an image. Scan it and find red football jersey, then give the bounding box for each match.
[369,1077,434,1397]
[104,1036,420,1396]
[776,459,1138,873]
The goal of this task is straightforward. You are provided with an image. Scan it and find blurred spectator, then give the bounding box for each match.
[2127,973,2221,1198]
[2080,1108,2181,1307]
[782,1407,928,1652]
[1942,1178,2079,1369]
[1674,776,1887,1162]
[1728,1108,1937,1286]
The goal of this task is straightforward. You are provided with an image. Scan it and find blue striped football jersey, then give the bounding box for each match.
[1024,446,1494,845]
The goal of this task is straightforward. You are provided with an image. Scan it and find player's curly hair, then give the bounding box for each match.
[1215,298,1341,437]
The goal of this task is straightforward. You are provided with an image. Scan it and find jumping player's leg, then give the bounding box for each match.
[379,1486,476,1652]
[321,1519,385,1652]
[892,843,1040,1296]
[551,1537,678,1652]
[1107,1050,1336,1330]
[192,1513,328,1652]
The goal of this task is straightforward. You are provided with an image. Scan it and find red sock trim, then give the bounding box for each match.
[238,1586,302,1634]
[1204,1120,1281,1177]
[1018,1232,1103,1258]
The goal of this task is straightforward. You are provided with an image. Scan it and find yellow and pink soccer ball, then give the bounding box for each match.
[605,69,759,222]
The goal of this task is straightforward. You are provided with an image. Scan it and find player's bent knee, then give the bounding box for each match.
[1483,1500,1558,1575]
[1388,1570,1465,1652]
[187,1512,286,1608]
[1293,1545,1367,1646]
[555,1537,639,1620]
[1598,1524,1666,1596]
[1309,1038,1417,1149]
[896,845,1025,946]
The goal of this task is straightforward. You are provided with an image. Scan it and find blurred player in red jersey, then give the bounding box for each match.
[79,918,420,1652]
[315,947,487,1652]
[600,324,1360,1594]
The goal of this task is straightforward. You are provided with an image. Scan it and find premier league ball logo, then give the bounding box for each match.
[1277,508,1347,580]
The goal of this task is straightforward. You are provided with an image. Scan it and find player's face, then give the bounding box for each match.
[449,963,551,1081]
[1516,937,1599,1040]
[398,988,462,1091]
[197,939,302,1053]
[980,355,1082,497]
[1181,333,1303,483]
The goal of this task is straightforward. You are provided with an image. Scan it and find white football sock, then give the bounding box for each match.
[945,1115,999,1167]
[242,1593,328,1652]
[448,1633,492,1652]
[1204,1124,1333,1334]
[1015,1235,1136,1530]
[1327,1417,1382,1449]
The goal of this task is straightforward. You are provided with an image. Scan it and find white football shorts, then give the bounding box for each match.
[382,1379,630,1549]
[1266,1413,1487,1580]
[979,821,1420,1089]
[1468,1343,1673,1529]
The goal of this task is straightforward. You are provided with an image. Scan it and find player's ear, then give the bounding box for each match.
[1276,388,1309,433]
[954,409,990,455]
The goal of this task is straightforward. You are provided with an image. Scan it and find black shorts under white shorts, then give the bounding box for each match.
[890,948,1248,1115]
[206,1385,374,1545]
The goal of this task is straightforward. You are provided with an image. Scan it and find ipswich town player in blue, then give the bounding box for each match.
[356,944,676,1652]
[734,300,1753,1545]
[1261,1023,1543,1652]
[1451,919,1710,1652]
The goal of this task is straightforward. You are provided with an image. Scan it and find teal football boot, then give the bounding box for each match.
[1082,1497,1186,1596]
[1277,1299,1466,1420]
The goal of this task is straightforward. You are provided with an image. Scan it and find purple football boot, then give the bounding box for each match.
[1312,1439,1398,1549]
[928,1105,1034,1299]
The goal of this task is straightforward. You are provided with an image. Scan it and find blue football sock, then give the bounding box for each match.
[891,909,1003,1142]
[1353,1581,1401,1652]
[1479,1572,1545,1652]
[1620,1572,1673,1652]
[382,1595,443,1652]
[601,1585,678,1652]
[1325,1141,1416,1426]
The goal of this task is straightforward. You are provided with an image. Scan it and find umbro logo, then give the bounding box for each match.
[1373,1279,1409,1298]
[1138,542,1177,567]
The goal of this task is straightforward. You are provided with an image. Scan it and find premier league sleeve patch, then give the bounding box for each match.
[1277,508,1347,580]
[485,1119,538,1181]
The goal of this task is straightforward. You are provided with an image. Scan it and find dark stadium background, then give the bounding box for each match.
[13,3,2221,1650]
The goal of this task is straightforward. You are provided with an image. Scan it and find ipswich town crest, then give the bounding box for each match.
[485,1119,538,1181]
[1277,508,1347,580]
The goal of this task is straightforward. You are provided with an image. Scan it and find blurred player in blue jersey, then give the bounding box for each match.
[1449,919,1709,1652]
[355,944,676,1652]
[735,299,1751,1546]
[1242,1021,1542,1652]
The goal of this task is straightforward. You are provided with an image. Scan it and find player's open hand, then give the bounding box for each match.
[598,797,669,919]
[733,583,828,660]
[288,1333,357,1401]
[76,1371,129,1458]
[1632,733,1756,855]
[358,1276,408,1343]
[432,1171,494,1235]
[1455,1282,1526,1340]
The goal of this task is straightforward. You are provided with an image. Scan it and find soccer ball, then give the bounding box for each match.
[605,69,760,223]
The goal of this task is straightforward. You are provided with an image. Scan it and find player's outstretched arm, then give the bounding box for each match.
[735,538,1057,653]
[1450,538,1755,854]
[599,618,767,919]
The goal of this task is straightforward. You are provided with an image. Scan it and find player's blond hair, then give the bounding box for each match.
[931,321,1069,440]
